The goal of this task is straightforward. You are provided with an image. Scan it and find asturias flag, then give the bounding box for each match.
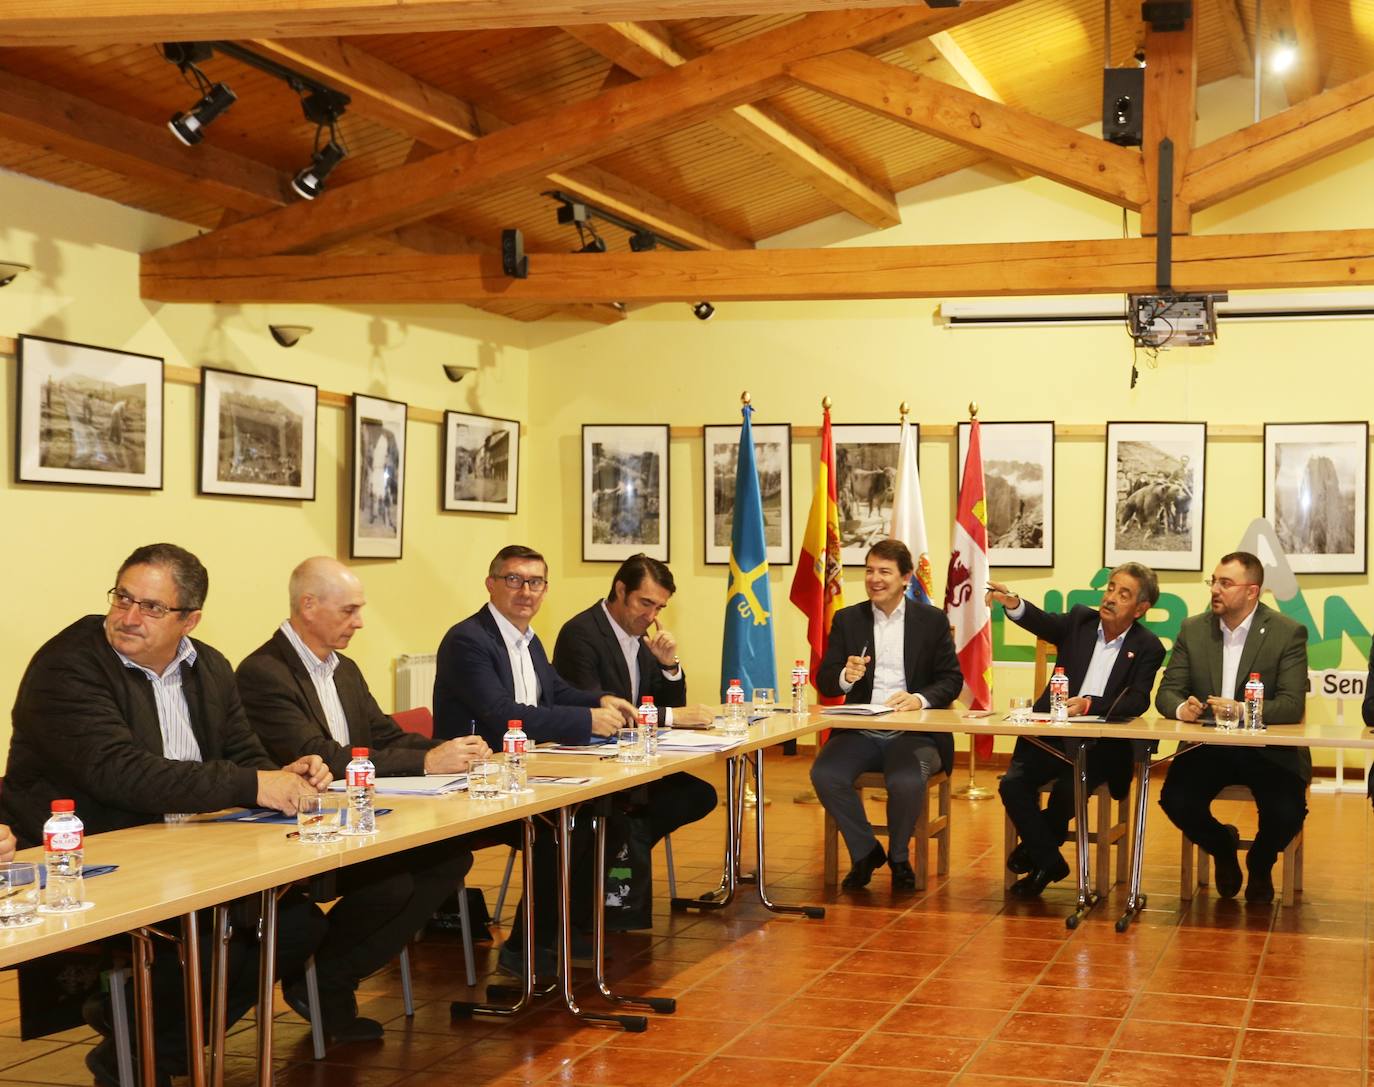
[890,417,933,605]
[721,403,777,699]
[789,406,845,693]
[945,416,993,757]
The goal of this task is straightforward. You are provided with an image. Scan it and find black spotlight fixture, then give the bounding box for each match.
[163,43,236,145]
[501,229,529,279]
[576,232,607,254]
[691,301,715,322]
[291,139,346,199]
[629,230,658,252]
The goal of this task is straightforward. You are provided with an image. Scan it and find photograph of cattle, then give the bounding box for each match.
[959,421,1054,567]
[703,423,792,564]
[16,335,164,490]
[1104,421,1206,571]
[352,394,407,559]
[443,410,519,514]
[1265,422,1367,573]
[199,368,317,501]
[832,424,901,565]
[583,424,669,562]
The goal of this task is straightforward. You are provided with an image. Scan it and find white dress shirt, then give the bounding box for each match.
[1005,599,1127,708]
[1219,606,1257,703]
[600,602,680,725]
[280,620,351,747]
[112,636,202,822]
[838,598,926,739]
[488,603,540,706]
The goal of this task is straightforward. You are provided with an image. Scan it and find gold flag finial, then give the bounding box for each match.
[969,401,979,419]
[741,390,751,405]
[821,395,832,411]
[899,401,910,420]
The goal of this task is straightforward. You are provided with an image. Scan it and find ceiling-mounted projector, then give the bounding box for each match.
[1128,292,1225,349]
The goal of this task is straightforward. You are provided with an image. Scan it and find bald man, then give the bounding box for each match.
[237,557,488,1049]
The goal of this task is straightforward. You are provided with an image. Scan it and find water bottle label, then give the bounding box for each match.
[45,830,82,851]
[504,736,526,755]
[347,767,374,787]
[727,688,744,704]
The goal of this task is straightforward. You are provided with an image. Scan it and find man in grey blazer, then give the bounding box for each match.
[1156,551,1310,904]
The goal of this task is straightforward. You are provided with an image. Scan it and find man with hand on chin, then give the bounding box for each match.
[987,564,1165,898]
[812,539,963,891]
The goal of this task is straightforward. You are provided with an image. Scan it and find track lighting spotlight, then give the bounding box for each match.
[268,324,312,348]
[501,229,529,279]
[629,230,658,252]
[0,262,30,287]
[291,140,346,200]
[576,234,608,254]
[691,301,715,322]
[443,364,477,383]
[169,81,236,146]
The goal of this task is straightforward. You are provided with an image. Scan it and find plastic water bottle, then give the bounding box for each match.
[43,799,84,911]
[1049,667,1070,723]
[1244,673,1265,731]
[503,720,530,792]
[791,659,809,715]
[725,678,747,735]
[345,747,376,834]
[640,697,659,760]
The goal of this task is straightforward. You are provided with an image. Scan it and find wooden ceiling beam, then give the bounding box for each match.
[564,21,899,229]
[1277,0,1325,104]
[251,36,750,251]
[151,4,1009,263]
[0,0,1011,47]
[141,228,1374,304]
[1181,70,1374,211]
[1215,0,1253,72]
[1139,10,1196,236]
[788,51,1148,208]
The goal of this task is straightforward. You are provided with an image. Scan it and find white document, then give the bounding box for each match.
[821,704,896,717]
[327,774,467,795]
[656,730,747,751]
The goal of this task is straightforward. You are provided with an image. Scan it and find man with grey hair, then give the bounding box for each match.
[238,556,489,1048]
[987,563,1165,898]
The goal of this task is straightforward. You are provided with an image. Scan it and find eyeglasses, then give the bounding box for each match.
[1204,577,1253,591]
[498,574,548,592]
[107,588,194,620]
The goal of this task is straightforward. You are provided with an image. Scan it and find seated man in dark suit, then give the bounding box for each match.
[238,557,491,1046]
[0,543,328,1087]
[987,563,1166,897]
[1157,551,1310,904]
[434,544,635,971]
[551,554,717,848]
[813,539,964,891]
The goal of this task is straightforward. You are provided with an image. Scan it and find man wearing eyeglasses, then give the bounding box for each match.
[1156,551,1310,904]
[0,543,329,1087]
[433,544,636,974]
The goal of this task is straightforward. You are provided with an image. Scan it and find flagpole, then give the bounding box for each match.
[792,394,834,806]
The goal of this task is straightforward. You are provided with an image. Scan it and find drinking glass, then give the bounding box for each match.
[1213,700,1240,731]
[297,794,343,843]
[1008,697,1032,724]
[469,760,503,799]
[0,863,40,928]
[751,687,775,713]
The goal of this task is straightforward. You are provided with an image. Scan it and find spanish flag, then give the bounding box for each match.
[789,406,845,697]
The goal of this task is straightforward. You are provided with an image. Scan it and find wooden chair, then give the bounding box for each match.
[391,706,434,737]
[822,770,951,890]
[1179,785,1305,907]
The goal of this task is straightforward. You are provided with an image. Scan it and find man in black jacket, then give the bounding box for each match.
[0,543,328,1087]
[552,554,717,847]
[987,563,1166,898]
[238,557,490,1046]
[813,539,964,891]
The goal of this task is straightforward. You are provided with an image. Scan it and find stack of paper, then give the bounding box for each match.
[821,704,895,717]
[327,775,467,796]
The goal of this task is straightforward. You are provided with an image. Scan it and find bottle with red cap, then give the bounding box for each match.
[639,696,659,760]
[43,799,84,910]
[503,720,530,792]
[345,747,376,834]
[1049,667,1070,723]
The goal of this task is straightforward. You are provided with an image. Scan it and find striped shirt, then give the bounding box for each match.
[113,636,203,823]
[279,620,351,747]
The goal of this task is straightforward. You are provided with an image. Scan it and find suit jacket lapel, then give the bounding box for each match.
[592,606,634,697]
[1235,603,1271,696]
[478,609,518,697]
[1206,615,1225,698]
[180,657,215,758]
[273,631,332,739]
[1100,623,1143,708]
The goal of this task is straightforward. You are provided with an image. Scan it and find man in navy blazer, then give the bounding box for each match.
[813,539,964,891]
[987,562,1165,898]
[433,544,636,971]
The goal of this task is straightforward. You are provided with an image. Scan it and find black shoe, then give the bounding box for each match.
[1006,842,1032,875]
[1212,824,1243,899]
[889,859,917,890]
[497,941,557,978]
[841,843,887,891]
[86,1038,170,1087]
[81,994,113,1038]
[1008,854,1071,899]
[1245,852,1276,904]
[324,1016,384,1045]
[281,979,313,1024]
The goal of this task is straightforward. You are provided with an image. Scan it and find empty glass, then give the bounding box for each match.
[0,863,41,928]
[751,687,775,713]
[297,794,343,843]
[469,760,503,799]
[1008,696,1032,724]
[1213,700,1241,731]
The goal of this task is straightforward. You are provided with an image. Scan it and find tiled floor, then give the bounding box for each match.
[3,751,1371,1085]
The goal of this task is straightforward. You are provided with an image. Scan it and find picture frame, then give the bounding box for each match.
[1104,421,1206,571]
[198,367,317,501]
[833,423,902,565]
[582,424,670,562]
[442,410,520,514]
[1264,421,1368,574]
[16,334,164,490]
[703,423,792,565]
[959,421,1055,568]
[350,394,407,559]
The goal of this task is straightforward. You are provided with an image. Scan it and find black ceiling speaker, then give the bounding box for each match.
[501,229,528,279]
[1102,67,1145,147]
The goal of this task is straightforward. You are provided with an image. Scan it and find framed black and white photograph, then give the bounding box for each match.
[1104,421,1205,571]
[16,334,164,489]
[199,367,317,500]
[833,423,901,565]
[583,424,669,562]
[443,410,519,514]
[351,394,406,559]
[959,421,1055,568]
[703,423,792,565]
[1265,422,1368,574]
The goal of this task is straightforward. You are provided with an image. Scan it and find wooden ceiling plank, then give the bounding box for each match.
[1139,10,1196,236]
[1182,69,1374,210]
[252,36,751,250]
[1281,0,1325,104]
[566,21,898,228]
[0,65,290,212]
[1215,0,1253,72]
[152,4,1011,263]
[0,0,1014,46]
[140,227,1374,304]
[787,51,1148,208]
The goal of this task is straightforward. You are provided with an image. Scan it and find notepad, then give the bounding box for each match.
[326,775,467,796]
[821,704,895,717]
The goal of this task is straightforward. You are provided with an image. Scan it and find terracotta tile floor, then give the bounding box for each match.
[3,751,1372,1085]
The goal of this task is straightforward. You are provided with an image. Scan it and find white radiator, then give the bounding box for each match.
[394,653,437,712]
